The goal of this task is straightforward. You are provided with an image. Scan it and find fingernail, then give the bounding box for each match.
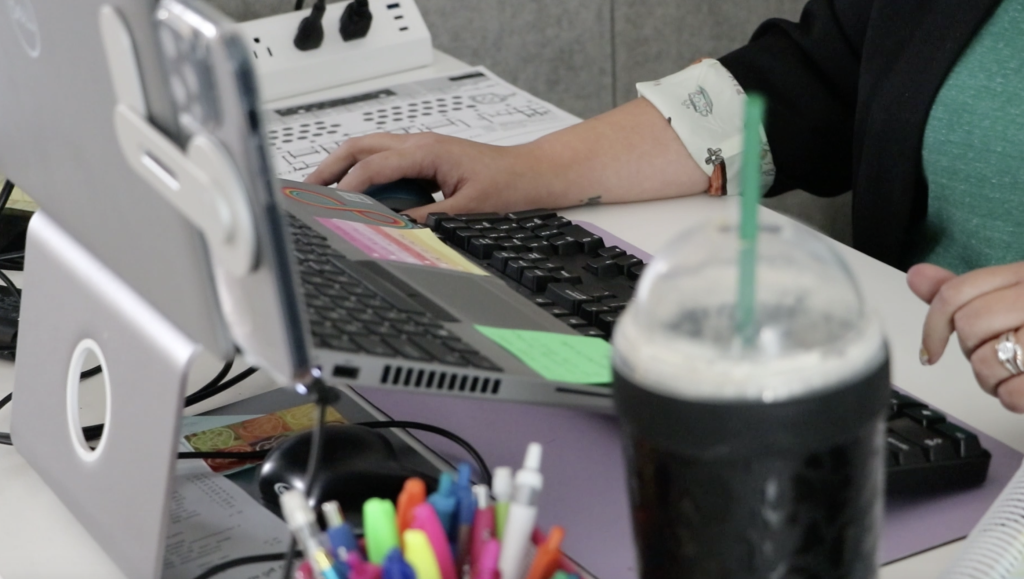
[919,346,931,366]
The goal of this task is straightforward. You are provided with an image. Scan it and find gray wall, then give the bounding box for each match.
[212,0,851,244]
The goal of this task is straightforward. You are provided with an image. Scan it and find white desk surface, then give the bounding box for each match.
[2,50,1018,579]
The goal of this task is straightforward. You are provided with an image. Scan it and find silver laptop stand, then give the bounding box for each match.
[6,7,272,577]
[12,211,201,579]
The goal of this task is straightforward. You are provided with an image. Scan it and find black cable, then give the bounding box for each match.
[0,181,18,299]
[184,365,256,408]
[80,365,103,379]
[178,449,269,460]
[193,551,296,579]
[360,420,492,486]
[0,180,14,216]
[293,0,326,51]
[0,268,18,301]
[0,362,252,446]
[339,0,372,41]
[183,359,235,407]
[174,418,492,486]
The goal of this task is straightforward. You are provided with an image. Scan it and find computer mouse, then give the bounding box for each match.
[257,424,437,516]
[362,178,438,213]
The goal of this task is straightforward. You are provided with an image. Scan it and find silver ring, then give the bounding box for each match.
[996,331,1024,376]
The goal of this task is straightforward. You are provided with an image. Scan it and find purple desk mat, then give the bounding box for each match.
[358,221,1022,577]
[360,389,1021,578]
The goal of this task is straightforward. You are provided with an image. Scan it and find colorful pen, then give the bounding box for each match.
[491,466,513,540]
[524,525,564,579]
[427,472,458,542]
[363,498,400,565]
[279,490,342,579]
[409,502,458,579]
[402,529,442,579]
[347,551,382,579]
[295,561,315,579]
[498,443,544,579]
[396,477,427,536]
[551,572,570,579]
[456,464,476,568]
[472,539,500,579]
[381,548,416,579]
[323,501,358,566]
[469,484,495,574]
[532,527,579,575]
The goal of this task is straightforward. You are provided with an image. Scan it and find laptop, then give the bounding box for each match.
[278,179,616,410]
[0,0,234,361]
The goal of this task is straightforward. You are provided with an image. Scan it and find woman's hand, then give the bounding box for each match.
[908,262,1024,412]
[305,133,559,223]
[305,98,711,223]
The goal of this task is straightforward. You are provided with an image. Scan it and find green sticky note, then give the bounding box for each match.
[475,326,612,384]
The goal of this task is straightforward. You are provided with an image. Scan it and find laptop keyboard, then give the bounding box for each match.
[287,215,500,370]
[425,209,640,340]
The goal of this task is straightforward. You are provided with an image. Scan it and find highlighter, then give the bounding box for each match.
[498,443,544,579]
[409,502,458,579]
[491,466,513,540]
[363,498,400,565]
[472,539,500,579]
[402,529,442,579]
[427,472,458,542]
[396,477,427,536]
[524,525,564,579]
[381,548,416,579]
[469,484,495,574]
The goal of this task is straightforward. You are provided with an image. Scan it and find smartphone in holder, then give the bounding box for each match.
[154,0,312,387]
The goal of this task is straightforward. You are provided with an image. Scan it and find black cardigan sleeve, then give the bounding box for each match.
[718,0,874,198]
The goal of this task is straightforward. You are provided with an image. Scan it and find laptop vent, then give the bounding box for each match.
[379,365,501,396]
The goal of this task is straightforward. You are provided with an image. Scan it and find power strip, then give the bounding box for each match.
[239,0,433,103]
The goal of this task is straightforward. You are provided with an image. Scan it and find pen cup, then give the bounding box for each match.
[612,218,889,578]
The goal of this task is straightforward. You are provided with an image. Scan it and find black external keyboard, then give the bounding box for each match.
[887,390,991,495]
[287,214,499,370]
[425,208,994,495]
[425,209,639,340]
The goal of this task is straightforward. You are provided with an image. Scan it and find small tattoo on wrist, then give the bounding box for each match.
[582,195,602,206]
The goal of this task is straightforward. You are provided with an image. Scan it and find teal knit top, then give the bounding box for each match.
[910,0,1024,273]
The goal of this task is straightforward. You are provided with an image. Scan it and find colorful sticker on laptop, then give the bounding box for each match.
[183,403,347,474]
[281,185,414,228]
[316,219,488,276]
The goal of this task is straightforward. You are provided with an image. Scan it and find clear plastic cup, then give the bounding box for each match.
[613,214,889,578]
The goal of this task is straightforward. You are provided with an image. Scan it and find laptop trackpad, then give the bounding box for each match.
[388,264,570,332]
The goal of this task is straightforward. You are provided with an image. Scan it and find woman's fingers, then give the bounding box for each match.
[919,263,1024,364]
[952,283,1024,359]
[337,146,438,192]
[907,263,957,304]
[970,328,1024,397]
[305,133,412,186]
[996,375,1024,413]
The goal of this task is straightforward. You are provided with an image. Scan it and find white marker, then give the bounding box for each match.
[498,443,543,579]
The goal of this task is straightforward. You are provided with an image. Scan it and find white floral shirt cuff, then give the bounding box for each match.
[637,58,776,196]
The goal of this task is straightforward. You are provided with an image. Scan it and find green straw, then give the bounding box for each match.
[737,93,766,347]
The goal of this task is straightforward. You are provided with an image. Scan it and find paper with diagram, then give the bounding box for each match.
[265,67,580,181]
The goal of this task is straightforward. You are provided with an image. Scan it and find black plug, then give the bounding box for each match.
[340,0,373,41]
[293,0,327,51]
